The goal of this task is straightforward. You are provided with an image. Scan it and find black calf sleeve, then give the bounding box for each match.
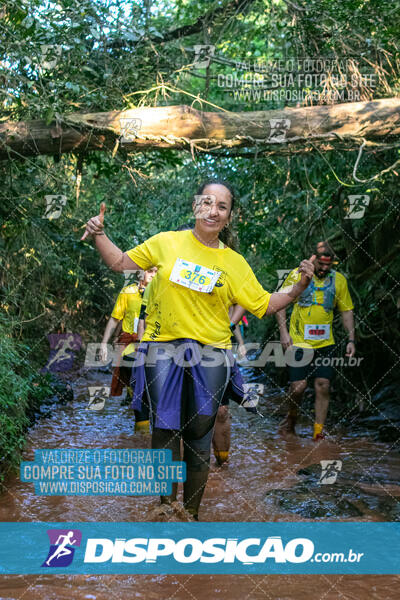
[152,427,180,503]
[152,427,181,461]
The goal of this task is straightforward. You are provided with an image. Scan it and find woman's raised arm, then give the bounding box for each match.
[81,202,142,273]
[264,255,315,316]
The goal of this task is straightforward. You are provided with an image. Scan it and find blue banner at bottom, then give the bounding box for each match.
[0,522,398,574]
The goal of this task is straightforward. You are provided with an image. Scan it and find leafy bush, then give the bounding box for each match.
[0,318,52,483]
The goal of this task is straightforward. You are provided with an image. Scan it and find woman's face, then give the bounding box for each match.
[143,267,157,285]
[192,184,233,235]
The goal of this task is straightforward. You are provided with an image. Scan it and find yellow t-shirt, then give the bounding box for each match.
[111,284,144,334]
[121,282,155,357]
[281,268,354,349]
[126,230,270,347]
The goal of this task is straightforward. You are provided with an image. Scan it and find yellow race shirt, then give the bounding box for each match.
[126,230,271,347]
[121,280,155,356]
[281,268,354,349]
[111,284,144,334]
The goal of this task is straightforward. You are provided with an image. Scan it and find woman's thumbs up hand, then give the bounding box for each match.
[81,203,106,241]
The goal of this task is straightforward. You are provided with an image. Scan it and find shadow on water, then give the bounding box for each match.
[0,366,399,599]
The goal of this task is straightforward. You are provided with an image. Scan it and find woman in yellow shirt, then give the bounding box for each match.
[81,179,314,520]
[100,269,156,399]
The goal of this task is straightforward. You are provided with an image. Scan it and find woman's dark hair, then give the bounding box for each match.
[194,179,238,250]
[195,179,236,212]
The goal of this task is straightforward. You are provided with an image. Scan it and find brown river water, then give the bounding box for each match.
[0,368,399,599]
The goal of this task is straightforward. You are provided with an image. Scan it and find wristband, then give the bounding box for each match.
[230,322,236,333]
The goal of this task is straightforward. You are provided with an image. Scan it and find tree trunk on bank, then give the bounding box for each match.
[1,98,400,161]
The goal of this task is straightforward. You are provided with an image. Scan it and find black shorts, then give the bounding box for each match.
[288,345,336,382]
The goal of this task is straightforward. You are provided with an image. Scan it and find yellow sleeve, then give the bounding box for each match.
[280,268,300,289]
[231,260,271,319]
[126,233,163,270]
[111,292,126,321]
[336,273,354,312]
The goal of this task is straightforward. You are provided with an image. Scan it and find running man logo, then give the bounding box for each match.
[241,383,264,409]
[193,45,215,69]
[276,269,292,290]
[42,333,82,373]
[43,195,67,220]
[193,194,217,220]
[268,119,291,143]
[119,118,142,143]
[319,460,342,485]
[87,386,110,411]
[42,529,82,568]
[345,195,370,219]
[123,269,145,287]
[40,44,62,69]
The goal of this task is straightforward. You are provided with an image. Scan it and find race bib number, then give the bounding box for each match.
[304,324,330,340]
[169,258,221,293]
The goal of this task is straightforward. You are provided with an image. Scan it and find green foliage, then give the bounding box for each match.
[0,317,52,482]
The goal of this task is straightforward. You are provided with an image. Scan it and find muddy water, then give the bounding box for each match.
[0,368,399,599]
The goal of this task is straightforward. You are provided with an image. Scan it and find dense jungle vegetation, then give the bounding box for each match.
[1,0,399,475]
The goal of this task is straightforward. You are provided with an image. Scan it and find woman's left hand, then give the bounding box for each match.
[237,343,247,359]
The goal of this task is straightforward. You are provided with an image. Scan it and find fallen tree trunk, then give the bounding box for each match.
[1,98,400,160]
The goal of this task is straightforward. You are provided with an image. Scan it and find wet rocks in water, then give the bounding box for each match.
[28,374,74,421]
[40,374,74,406]
[50,377,74,404]
[264,463,400,520]
[356,384,400,442]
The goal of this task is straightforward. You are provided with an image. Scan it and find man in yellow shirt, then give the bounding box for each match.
[276,241,356,440]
